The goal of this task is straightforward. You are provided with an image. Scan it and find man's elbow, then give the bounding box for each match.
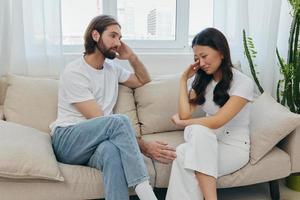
[136,78,151,88]
[141,77,151,85]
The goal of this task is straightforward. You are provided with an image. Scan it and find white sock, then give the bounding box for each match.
[135,180,158,200]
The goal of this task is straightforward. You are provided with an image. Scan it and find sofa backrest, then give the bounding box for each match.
[4,75,59,133]
[134,74,205,135]
[0,76,8,106]
[2,75,140,136]
[113,85,140,136]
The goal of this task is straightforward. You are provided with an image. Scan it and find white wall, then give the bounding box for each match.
[65,53,194,75]
[64,48,246,76]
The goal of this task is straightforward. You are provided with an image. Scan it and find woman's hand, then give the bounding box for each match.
[181,60,200,81]
[171,114,186,128]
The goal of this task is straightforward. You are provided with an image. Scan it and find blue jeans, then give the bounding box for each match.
[52,114,149,200]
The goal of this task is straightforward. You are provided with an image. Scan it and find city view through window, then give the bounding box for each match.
[61,0,213,47]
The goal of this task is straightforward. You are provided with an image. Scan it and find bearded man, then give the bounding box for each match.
[50,15,176,200]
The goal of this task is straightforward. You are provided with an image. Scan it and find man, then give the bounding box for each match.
[50,15,176,200]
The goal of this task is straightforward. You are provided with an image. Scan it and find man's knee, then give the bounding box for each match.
[102,114,131,127]
[115,114,131,125]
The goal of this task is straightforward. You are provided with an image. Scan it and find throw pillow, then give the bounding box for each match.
[134,74,205,135]
[3,75,59,134]
[113,85,141,137]
[250,92,300,164]
[0,120,64,181]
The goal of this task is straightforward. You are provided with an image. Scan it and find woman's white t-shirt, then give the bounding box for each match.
[190,68,254,146]
[50,56,131,134]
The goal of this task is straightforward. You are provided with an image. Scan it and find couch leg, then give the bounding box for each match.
[154,188,167,200]
[269,180,280,200]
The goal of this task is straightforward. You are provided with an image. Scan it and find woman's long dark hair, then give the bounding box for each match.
[190,28,233,107]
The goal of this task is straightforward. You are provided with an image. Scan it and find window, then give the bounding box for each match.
[61,0,213,52]
[117,0,176,41]
[189,0,214,44]
[61,0,103,45]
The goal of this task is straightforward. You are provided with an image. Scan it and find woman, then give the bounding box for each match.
[166,28,254,200]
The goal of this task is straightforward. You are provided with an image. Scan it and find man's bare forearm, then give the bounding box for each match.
[129,54,151,84]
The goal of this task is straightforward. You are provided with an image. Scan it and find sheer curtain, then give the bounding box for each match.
[0,0,64,77]
[214,0,282,95]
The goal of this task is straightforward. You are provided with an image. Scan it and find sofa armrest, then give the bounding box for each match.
[278,125,300,173]
[0,105,4,120]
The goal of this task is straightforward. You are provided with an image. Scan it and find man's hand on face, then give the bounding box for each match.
[144,141,177,164]
[116,41,136,61]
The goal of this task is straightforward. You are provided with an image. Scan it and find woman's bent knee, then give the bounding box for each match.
[184,125,216,143]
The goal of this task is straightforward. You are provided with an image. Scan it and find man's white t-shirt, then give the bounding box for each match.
[49,56,131,134]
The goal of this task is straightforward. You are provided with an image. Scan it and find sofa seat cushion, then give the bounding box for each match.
[0,120,63,181]
[218,147,290,188]
[144,131,290,188]
[0,156,156,200]
[0,163,103,200]
[250,92,300,164]
[142,131,184,187]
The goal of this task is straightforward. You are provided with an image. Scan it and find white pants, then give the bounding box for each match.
[166,125,250,200]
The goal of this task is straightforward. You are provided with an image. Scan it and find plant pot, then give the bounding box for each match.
[286,175,300,192]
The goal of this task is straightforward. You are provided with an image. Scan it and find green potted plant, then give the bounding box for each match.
[243,0,300,191]
[276,0,300,114]
[279,0,300,192]
[243,0,299,114]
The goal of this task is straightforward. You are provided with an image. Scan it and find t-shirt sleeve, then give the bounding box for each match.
[114,63,132,83]
[187,76,195,91]
[61,70,94,104]
[230,73,254,101]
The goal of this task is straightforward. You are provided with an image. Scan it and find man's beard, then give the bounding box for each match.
[96,39,117,60]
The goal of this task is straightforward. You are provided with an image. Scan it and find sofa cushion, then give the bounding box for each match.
[134,75,180,134]
[113,85,140,137]
[144,131,290,188]
[142,131,184,187]
[250,92,300,164]
[278,125,300,173]
[4,75,59,133]
[3,75,140,135]
[0,156,155,199]
[218,147,290,188]
[0,120,63,181]
[0,76,8,105]
[0,105,3,120]
[135,75,205,135]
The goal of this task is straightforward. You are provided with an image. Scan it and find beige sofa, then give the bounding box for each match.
[0,74,299,200]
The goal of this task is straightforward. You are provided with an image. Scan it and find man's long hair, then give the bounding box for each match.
[84,15,120,55]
